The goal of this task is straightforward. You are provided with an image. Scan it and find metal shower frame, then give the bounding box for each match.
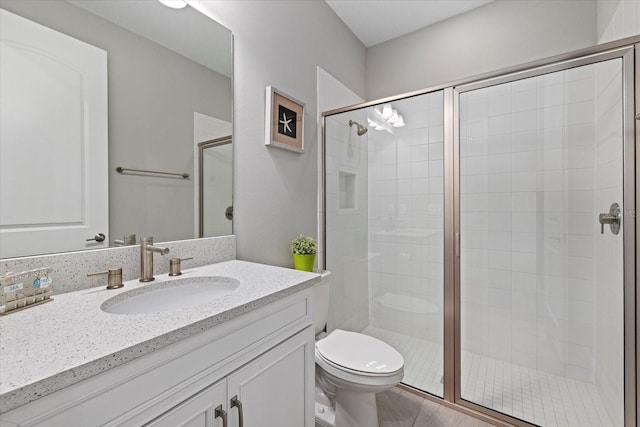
[321,35,639,427]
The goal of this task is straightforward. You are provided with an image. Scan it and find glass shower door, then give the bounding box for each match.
[324,91,446,398]
[458,58,626,426]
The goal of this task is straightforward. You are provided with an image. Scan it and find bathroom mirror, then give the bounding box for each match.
[0,0,233,258]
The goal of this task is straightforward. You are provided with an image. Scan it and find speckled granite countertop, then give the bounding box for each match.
[0,260,320,413]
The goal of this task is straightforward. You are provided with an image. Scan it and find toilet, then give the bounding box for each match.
[313,273,405,427]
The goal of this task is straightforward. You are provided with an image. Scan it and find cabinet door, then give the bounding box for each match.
[146,380,226,427]
[227,328,314,427]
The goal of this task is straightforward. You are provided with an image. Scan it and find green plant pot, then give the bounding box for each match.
[292,253,316,272]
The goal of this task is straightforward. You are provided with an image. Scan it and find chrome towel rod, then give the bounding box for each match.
[116,167,189,179]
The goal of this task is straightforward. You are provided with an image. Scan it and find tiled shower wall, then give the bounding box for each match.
[367,91,444,345]
[459,62,619,384]
[325,113,369,333]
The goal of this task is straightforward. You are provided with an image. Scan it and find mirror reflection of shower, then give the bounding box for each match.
[348,119,368,136]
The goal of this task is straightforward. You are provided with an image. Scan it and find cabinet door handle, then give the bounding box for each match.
[230,396,243,427]
[215,404,227,427]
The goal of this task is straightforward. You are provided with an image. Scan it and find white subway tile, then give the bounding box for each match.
[489,114,512,135]
[568,320,594,347]
[541,148,566,170]
[411,161,429,178]
[488,212,512,231]
[512,110,537,132]
[428,160,444,177]
[567,343,595,370]
[568,256,595,281]
[513,251,536,273]
[567,190,595,213]
[512,232,536,253]
[488,268,512,290]
[512,270,537,292]
[512,152,537,172]
[429,125,444,143]
[540,128,564,150]
[512,89,537,112]
[568,168,595,191]
[512,212,537,232]
[487,173,512,193]
[411,144,429,162]
[488,193,513,212]
[512,171,537,191]
[488,231,512,251]
[567,123,595,147]
[411,127,429,145]
[488,250,512,270]
[488,153,512,173]
[489,92,512,116]
[568,278,595,303]
[488,133,512,154]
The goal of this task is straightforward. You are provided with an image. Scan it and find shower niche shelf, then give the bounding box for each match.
[338,171,356,210]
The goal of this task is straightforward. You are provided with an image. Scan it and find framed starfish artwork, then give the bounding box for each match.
[265,85,305,153]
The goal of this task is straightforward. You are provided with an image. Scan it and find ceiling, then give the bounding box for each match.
[325,0,493,47]
[69,0,232,78]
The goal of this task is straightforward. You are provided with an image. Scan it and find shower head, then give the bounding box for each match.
[349,120,368,136]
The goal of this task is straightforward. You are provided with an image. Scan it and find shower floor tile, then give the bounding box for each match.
[362,326,616,427]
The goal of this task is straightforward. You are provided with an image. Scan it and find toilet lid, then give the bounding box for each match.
[315,329,404,375]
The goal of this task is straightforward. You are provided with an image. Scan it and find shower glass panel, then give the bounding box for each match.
[199,138,233,238]
[325,91,445,397]
[459,59,624,426]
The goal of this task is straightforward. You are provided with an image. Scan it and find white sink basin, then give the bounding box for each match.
[101,276,240,315]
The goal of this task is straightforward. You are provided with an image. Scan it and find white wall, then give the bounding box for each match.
[193,1,366,268]
[597,0,640,43]
[366,0,597,100]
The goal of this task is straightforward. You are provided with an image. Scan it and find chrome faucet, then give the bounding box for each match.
[140,237,169,282]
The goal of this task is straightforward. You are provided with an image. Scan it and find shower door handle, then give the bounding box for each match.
[598,203,621,235]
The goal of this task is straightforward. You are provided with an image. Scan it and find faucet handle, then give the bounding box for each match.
[168,257,193,276]
[87,268,124,289]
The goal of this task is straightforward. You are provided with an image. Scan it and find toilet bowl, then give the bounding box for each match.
[313,273,405,427]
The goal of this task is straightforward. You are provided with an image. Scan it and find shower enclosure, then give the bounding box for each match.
[322,38,638,427]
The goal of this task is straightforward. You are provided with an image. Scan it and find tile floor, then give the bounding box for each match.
[364,326,617,427]
[377,387,496,427]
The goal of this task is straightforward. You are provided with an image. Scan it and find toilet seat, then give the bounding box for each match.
[315,329,404,376]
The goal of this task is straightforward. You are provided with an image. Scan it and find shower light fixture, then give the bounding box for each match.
[158,0,188,9]
[370,103,405,130]
[381,104,393,120]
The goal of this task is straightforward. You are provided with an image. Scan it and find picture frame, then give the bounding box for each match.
[265,85,305,153]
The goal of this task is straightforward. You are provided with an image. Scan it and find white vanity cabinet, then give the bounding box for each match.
[135,330,311,427]
[0,289,315,427]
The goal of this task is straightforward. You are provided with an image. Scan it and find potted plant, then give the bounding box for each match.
[290,234,317,272]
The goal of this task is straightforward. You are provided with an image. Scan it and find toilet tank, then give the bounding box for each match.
[312,271,331,335]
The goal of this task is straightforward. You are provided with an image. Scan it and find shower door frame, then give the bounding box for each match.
[320,35,639,427]
[449,44,638,427]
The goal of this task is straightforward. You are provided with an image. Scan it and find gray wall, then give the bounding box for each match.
[1,0,232,244]
[366,0,598,100]
[196,1,367,267]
